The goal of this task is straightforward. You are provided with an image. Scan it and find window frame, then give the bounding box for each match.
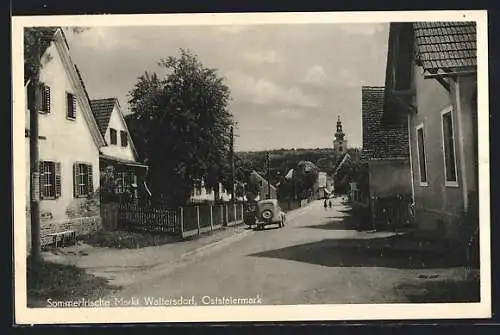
[41,161,55,199]
[120,130,128,147]
[415,123,429,186]
[440,106,459,187]
[110,128,118,145]
[73,162,93,198]
[66,92,77,120]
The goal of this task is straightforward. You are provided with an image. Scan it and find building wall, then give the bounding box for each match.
[100,105,136,161]
[368,160,412,198]
[25,40,101,249]
[409,65,476,240]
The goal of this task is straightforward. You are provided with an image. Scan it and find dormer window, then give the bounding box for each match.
[110,128,117,145]
[120,130,128,147]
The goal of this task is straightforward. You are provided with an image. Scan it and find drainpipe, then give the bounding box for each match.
[454,78,469,213]
[407,114,415,205]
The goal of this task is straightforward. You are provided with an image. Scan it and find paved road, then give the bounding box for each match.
[112,198,465,306]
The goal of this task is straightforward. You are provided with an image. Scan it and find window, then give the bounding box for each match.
[115,171,133,194]
[339,146,343,153]
[73,163,93,197]
[40,84,51,113]
[66,92,77,119]
[110,128,117,145]
[39,161,61,199]
[416,124,428,185]
[120,130,128,147]
[441,108,458,185]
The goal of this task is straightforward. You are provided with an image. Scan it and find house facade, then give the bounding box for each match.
[25,28,106,248]
[361,86,413,227]
[189,179,232,203]
[90,98,150,204]
[383,22,478,241]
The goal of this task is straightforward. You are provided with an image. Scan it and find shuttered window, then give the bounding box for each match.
[39,161,61,199]
[120,130,128,147]
[66,92,77,119]
[40,84,51,113]
[110,128,117,145]
[73,163,93,197]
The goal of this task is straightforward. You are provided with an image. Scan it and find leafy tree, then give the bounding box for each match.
[127,49,234,207]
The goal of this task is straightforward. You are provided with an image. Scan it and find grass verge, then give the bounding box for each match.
[27,256,121,308]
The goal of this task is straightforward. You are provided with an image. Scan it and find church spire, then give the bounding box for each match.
[333,115,348,153]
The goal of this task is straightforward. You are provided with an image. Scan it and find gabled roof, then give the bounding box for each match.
[413,22,477,76]
[250,170,277,191]
[29,28,106,148]
[361,86,409,161]
[90,98,116,136]
[90,97,141,161]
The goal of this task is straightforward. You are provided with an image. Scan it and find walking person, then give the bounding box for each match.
[323,199,328,210]
[328,200,332,209]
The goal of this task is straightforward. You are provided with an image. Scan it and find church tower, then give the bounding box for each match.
[333,115,348,154]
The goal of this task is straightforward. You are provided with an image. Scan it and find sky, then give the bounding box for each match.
[65,23,389,152]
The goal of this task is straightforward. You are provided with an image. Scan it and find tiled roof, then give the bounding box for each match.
[361,86,409,161]
[413,21,477,74]
[90,98,117,136]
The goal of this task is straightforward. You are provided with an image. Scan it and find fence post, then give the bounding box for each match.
[179,206,184,238]
[210,204,213,231]
[220,205,224,226]
[225,203,229,226]
[240,203,244,221]
[233,203,237,224]
[196,205,200,235]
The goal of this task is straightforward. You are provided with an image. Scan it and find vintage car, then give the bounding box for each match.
[243,201,257,226]
[254,199,286,230]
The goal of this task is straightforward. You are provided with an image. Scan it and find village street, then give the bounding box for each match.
[106,198,472,306]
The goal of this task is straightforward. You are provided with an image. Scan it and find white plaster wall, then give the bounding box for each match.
[100,105,136,161]
[25,41,100,224]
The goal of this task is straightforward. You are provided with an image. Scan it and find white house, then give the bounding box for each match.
[25,28,106,248]
[90,98,149,202]
[189,179,233,203]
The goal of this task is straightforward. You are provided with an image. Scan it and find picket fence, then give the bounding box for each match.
[103,202,244,238]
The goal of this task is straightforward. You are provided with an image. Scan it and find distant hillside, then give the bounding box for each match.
[235,147,361,186]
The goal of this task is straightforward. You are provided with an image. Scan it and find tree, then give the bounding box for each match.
[24,27,88,264]
[127,49,234,207]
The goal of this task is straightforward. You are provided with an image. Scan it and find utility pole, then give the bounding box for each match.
[28,37,41,263]
[267,152,271,199]
[229,126,235,202]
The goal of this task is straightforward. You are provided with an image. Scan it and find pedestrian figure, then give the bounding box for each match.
[328,200,332,209]
[324,199,328,210]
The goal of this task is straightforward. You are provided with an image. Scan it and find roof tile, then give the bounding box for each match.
[361,86,409,161]
[413,21,476,73]
[90,98,117,136]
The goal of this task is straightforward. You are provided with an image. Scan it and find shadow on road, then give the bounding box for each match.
[249,235,467,269]
[394,277,480,303]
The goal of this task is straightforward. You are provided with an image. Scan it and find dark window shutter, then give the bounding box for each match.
[55,162,61,198]
[73,163,79,197]
[42,85,51,113]
[72,95,77,118]
[87,164,93,195]
[39,161,45,199]
[67,93,76,119]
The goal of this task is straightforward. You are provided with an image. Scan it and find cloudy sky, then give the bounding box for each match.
[65,23,389,152]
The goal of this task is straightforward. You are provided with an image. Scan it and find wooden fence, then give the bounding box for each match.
[371,195,415,230]
[103,202,245,238]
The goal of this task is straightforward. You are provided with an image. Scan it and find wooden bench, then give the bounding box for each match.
[46,230,76,248]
